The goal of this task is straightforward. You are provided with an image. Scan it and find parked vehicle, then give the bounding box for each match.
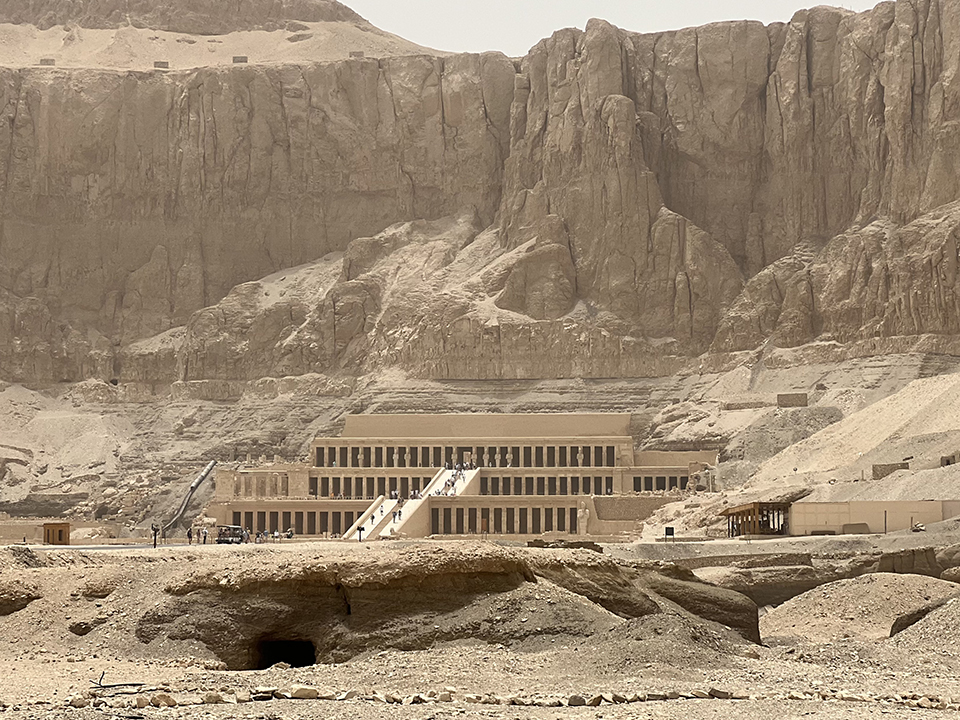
[216,525,244,544]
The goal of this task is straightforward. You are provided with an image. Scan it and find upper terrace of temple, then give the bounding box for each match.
[339,413,632,438]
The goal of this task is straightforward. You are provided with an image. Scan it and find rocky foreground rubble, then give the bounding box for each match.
[55,681,960,712]
[1,540,960,719]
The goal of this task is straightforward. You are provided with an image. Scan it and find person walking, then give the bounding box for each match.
[202,527,208,544]
[151,524,160,548]
[187,527,193,545]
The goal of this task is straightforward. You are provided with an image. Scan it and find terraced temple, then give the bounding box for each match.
[210,414,717,540]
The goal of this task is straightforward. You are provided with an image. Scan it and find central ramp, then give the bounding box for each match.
[387,468,479,538]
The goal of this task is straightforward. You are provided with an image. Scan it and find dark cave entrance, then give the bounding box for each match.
[252,638,317,670]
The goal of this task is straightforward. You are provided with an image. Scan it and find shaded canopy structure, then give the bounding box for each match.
[720,502,791,538]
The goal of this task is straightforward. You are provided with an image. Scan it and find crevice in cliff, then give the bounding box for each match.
[438,56,449,150]
[693,30,704,95]
[0,71,24,255]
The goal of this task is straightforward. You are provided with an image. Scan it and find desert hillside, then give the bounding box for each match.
[0,0,365,33]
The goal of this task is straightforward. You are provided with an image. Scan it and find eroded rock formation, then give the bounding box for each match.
[136,544,757,666]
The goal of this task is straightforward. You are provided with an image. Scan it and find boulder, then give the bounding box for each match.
[937,544,960,571]
[630,565,761,644]
[877,548,943,577]
[696,563,854,607]
[150,694,177,708]
[529,551,759,643]
[0,575,41,616]
[527,551,661,619]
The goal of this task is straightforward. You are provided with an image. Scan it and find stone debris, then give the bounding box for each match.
[63,684,960,713]
[150,692,177,707]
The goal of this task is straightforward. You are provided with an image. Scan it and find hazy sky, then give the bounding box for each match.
[346,0,882,57]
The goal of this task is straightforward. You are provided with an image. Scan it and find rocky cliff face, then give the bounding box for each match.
[4,0,960,386]
[0,52,515,382]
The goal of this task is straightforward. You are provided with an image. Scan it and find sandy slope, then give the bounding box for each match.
[747,374,960,488]
[0,19,440,70]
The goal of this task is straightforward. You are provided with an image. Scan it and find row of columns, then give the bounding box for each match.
[312,476,432,499]
[480,476,614,496]
[632,475,690,492]
[315,443,618,469]
[233,509,355,537]
[725,504,788,537]
[430,505,579,535]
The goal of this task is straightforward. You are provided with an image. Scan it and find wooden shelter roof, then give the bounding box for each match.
[719,501,792,516]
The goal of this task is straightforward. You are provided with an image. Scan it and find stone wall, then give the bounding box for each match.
[873,463,910,481]
[592,496,671,522]
[777,393,809,408]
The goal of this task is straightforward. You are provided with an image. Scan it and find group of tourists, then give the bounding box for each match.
[388,488,425,500]
[252,528,294,543]
[223,527,294,543]
[437,462,472,496]
[186,526,209,544]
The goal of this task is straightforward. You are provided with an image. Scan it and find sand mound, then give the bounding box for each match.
[893,597,960,656]
[582,612,749,674]
[760,573,959,642]
[0,542,762,674]
[0,573,41,615]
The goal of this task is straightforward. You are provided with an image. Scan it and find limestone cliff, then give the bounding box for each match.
[0,52,516,382]
[4,0,960,385]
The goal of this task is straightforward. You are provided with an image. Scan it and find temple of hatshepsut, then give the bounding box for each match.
[211,414,718,540]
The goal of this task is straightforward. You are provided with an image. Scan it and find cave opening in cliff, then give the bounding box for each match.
[252,637,317,669]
